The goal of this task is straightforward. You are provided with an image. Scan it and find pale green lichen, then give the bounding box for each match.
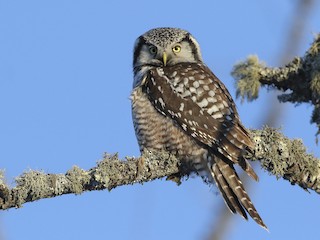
[307,34,320,56]
[14,171,51,206]
[66,166,90,194]
[0,170,5,185]
[310,70,320,97]
[251,127,320,192]
[233,34,320,137]
[232,55,263,102]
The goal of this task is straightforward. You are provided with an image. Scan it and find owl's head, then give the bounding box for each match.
[133,27,203,69]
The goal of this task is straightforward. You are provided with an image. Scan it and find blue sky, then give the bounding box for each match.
[0,1,319,240]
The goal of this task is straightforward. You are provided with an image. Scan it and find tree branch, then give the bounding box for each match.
[0,151,182,210]
[232,34,320,137]
[0,127,319,210]
[250,127,320,193]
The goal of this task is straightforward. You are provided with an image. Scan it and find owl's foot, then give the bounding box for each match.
[136,156,145,180]
[166,173,182,186]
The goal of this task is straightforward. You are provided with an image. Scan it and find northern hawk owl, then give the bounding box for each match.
[131,27,266,229]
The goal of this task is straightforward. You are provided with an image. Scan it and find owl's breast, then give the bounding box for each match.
[131,86,207,160]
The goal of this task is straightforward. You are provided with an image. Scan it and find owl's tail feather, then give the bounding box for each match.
[212,163,247,218]
[212,158,268,230]
[238,158,259,181]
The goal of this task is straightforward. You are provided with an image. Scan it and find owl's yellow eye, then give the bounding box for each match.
[148,46,157,55]
[172,45,181,53]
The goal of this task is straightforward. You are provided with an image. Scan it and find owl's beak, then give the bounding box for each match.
[162,52,167,66]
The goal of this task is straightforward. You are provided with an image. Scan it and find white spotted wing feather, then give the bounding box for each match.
[143,63,255,168]
[141,62,267,229]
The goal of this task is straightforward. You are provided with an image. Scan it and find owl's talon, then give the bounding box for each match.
[136,156,145,179]
[166,174,182,186]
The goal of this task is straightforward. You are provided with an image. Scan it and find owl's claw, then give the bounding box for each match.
[136,156,145,180]
[166,174,182,186]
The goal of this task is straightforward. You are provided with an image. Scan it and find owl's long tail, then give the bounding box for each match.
[211,157,268,230]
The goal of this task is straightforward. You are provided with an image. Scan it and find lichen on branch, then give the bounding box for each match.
[232,34,320,136]
[250,127,320,193]
[0,151,181,210]
[0,128,319,210]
